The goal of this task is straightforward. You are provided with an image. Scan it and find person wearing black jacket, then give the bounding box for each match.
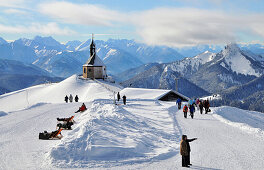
[186,136,198,166]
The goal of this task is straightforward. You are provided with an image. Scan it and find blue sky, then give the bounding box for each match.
[0,0,263,46]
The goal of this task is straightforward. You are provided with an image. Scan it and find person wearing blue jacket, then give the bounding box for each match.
[176,98,182,109]
[190,104,195,119]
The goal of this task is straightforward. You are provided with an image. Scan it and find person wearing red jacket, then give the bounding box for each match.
[183,105,188,118]
[75,103,87,113]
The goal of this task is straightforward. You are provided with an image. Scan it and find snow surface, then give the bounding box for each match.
[120,88,172,100]
[0,75,264,169]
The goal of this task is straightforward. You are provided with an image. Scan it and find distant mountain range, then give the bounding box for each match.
[1,36,264,112]
[0,58,62,94]
[119,43,264,112]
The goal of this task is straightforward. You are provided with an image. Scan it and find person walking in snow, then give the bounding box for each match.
[204,99,210,114]
[122,95,127,105]
[69,94,73,103]
[183,105,188,118]
[180,135,189,167]
[75,95,79,102]
[185,135,197,166]
[117,92,121,101]
[196,98,200,109]
[176,98,182,109]
[199,100,204,114]
[189,104,195,119]
[64,95,68,103]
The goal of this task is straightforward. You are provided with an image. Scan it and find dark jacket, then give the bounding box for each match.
[186,138,196,153]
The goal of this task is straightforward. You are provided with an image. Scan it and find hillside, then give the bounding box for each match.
[0,75,263,169]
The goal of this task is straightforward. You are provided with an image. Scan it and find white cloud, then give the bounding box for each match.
[38,1,125,26]
[131,8,264,47]
[37,1,264,47]
[0,0,27,8]
[3,8,28,15]
[0,22,75,35]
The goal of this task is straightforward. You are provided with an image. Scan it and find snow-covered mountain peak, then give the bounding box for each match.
[222,43,241,57]
[219,43,262,77]
[33,36,62,47]
[194,51,215,64]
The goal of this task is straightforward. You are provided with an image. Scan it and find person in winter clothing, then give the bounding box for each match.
[122,95,127,105]
[204,99,210,114]
[185,136,198,166]
[188,99,193,106]
[75,95,79,102]
[176,98,182,109]
[69,94,73,103]
[199,101,204,114]
[75,103,87,113]
[180,135,189,167]
[183,105,188,118]
[189,104,195,119]
[117,92,121,101]
[65,95,68,103]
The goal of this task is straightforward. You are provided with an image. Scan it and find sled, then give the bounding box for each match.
[56,116,75,130]
[39,128,63,140]
[56,121,74,130]
[57,116,75,123]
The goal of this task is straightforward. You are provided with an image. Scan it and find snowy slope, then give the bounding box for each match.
[0,75,121,112]
[221,43,261,77]
[0,75,264,169]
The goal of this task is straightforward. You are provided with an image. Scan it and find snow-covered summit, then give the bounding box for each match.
[194,50,215,64]
[220,43,262,77]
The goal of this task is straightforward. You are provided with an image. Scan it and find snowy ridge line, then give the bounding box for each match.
[93,79,117,94]
[212,110,264,138]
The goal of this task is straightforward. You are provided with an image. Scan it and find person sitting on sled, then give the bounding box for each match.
[75,103,87,113]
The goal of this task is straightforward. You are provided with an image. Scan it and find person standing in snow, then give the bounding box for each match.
[117,92,121,101]
[69,94,73,103]
[183,104,188,118]
[199,100,204,114]
[176,98,182,109]
[185,135,197,166]
[64,95,68,103]
[122,95,127,105]
[75,95,79,102]
[204,99,210,114]
[196,98,200,109]
[180,135,189,167]
[189,104,195,119]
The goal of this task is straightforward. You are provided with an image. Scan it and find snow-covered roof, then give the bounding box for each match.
[120,87,189,101]
[83,53,105,67]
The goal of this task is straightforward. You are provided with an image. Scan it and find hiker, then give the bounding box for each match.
[199,100,204,114]
[183,105,188,118]
[75,103,87,113]
[190,104,195,119]
[186,135,198,166]
[75,95,79,102]
[64,95,68,103]
[204,99,210,114]
[122,95,127,105]
[69,94,73,103]
[176,98,182,109]
[117,92,121,101]
[196,98,200,109]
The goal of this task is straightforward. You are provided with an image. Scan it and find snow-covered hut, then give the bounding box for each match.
[120,88,189,101]
[83,36,107,79]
